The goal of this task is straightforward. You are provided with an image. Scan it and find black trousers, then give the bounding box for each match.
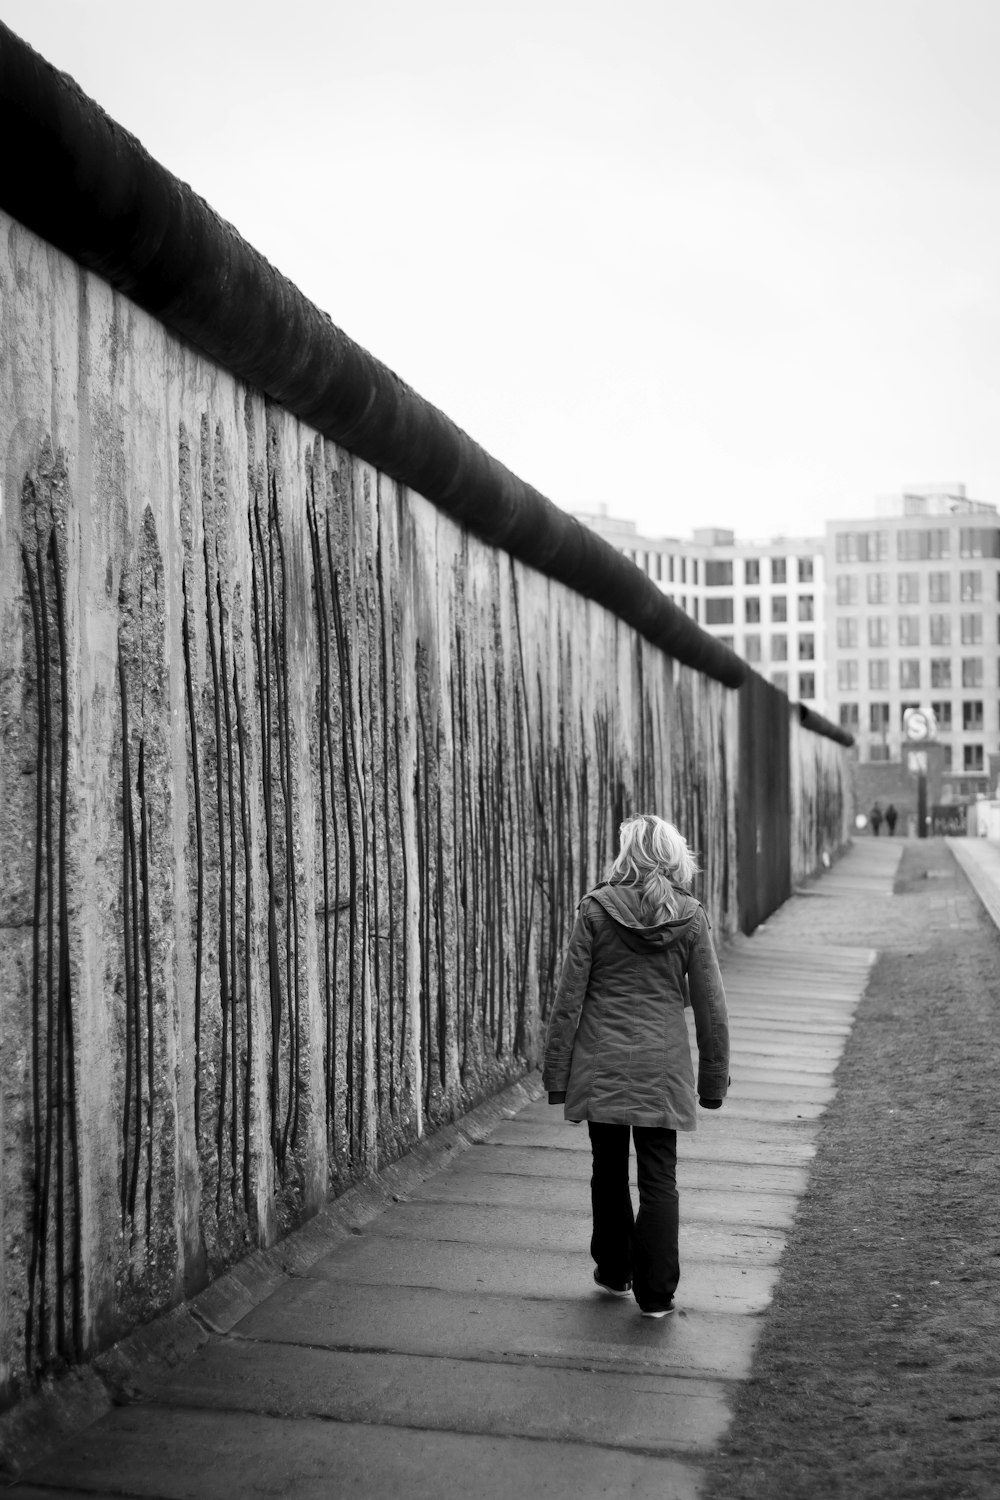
[587,1121,679,1311]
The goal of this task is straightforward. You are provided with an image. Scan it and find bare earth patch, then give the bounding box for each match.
[701,839,1000,1500]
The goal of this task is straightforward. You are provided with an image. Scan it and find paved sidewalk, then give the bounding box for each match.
[7,841,904,1500]
[945,834,1000,929]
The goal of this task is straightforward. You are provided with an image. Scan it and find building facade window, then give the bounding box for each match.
[868,616,890,647]
[798,595,814,621]
[959,528,1000,559]
[745,597,761,623]
[962,700,984,731]
[867,574,890,605]
[798,671,816,698]
[962,658,984,688]
[835,530,889,563]
[771,634,788,661]
[798,557,814,583]
[798,633,815,660]
[771,596,787,622]
[931,700,953,730]
[704,559,733,586]
[837,617,858,648]
[930,659,952,689]
[960,570,983,602]
[870,702,890,732]
[929,614,951,646]
[744,635,761,663]
[839,703,860,730]
[929,572,951,603]
[771,670,788,691]
[898,616,920,647]
[898,572,920,603]
[745,558,760,585]
[898,528,949,560]
[835,575,858,606]
[705,598,734,625]
[869,659,889,690]
[964,744,985,771]
[899,660,921,690]
[961,613,983,645]
[838,660,859,691]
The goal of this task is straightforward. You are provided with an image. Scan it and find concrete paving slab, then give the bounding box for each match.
[9,1407,705,1500]
[357,1199,788,1265]
[704,1096,827,1122]
[729,1079,837,1103]
[496,1117,821,1165]
[142,1339,734,1454]
[720,1043,843,1066]
[232,1279,762,1381]
[453,1143,809,1195]
[701,1029,848,1056]
[726,1061,841,1085]
[405,1168,799,1227]
[303,1234,781,1312]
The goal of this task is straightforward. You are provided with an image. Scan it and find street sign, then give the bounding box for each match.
[903,707,937,742]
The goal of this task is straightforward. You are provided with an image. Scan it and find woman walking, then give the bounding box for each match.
[543,814,730,1317]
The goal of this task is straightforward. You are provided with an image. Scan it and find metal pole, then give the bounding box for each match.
[917,769,928,838]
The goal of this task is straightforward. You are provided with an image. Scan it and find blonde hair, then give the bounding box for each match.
[606,814,699,924]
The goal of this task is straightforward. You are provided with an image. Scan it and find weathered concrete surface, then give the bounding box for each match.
[0,186,856,1401]
[8,1408,707,1500]
[5,842,900,1497]
[0,205,762,1400]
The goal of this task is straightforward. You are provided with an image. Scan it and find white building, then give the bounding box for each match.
[576,506,826,709]
[825,484,999,799]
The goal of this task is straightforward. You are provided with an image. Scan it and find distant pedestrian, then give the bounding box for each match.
[543,814,730,1318]
[885,804,898,836]
[870,803,883,836]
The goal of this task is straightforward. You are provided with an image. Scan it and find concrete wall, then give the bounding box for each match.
[0,213,757,1401]
[790,712,855,882]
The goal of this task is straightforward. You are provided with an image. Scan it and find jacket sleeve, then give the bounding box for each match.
[687,906,730,1101]
[541,905,594,1093]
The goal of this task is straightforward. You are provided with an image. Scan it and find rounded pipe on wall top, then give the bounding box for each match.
[0,22,751,688]
[798,703,854,748]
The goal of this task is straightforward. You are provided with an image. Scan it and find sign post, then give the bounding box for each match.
[903,707,937,839]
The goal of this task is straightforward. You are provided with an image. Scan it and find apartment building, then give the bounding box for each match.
[575,506,825,708]
[826,486,999,799]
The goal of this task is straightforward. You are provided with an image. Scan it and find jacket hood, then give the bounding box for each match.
[583,882,699,947]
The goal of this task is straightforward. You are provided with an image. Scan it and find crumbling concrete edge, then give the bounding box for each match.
[0,1069,545,1480]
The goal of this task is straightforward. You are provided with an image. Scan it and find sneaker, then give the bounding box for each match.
[593,1269,632,1297]
[639,1303,675,1318]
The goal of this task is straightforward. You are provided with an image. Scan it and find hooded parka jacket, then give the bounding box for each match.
[542,883,730,1131]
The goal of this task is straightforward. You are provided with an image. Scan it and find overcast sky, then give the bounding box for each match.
[5,0,1000,540]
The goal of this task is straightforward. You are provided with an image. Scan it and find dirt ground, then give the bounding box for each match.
[702,839,1000,1500]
